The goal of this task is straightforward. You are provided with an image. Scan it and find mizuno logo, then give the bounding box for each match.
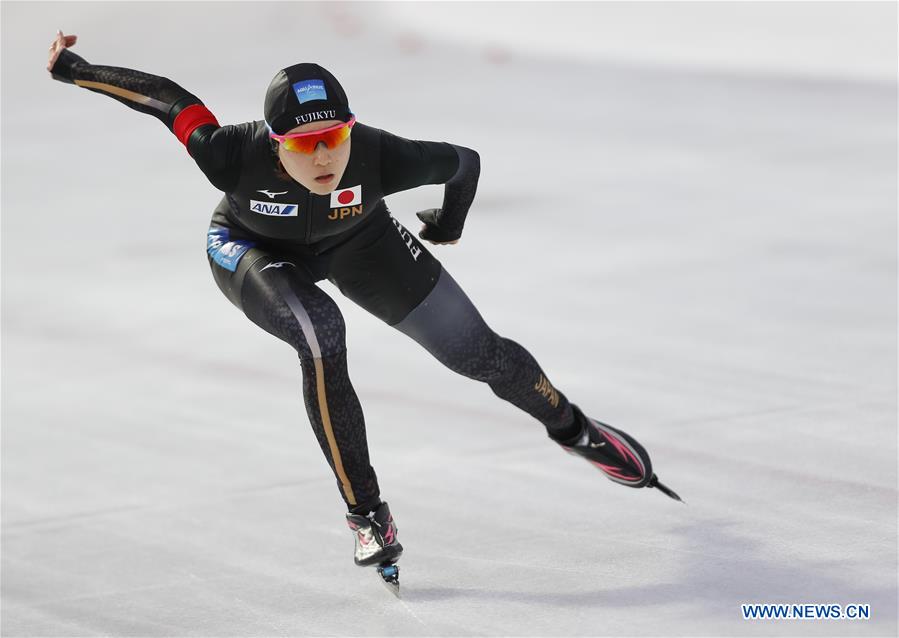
[257,189,288,199]
[589,440,606,448]
[261,261,296,272]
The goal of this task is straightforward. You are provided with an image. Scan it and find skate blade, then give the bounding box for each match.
[649,474,685,503]
[377,563,401,598]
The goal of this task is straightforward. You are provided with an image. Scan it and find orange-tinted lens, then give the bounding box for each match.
[280,122,353,154]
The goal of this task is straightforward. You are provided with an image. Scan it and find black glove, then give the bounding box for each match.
[50,47,87,84]
[416,209,462,244]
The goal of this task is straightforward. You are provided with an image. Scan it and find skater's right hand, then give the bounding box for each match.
[416,209,461,245]
[47,29,78,72]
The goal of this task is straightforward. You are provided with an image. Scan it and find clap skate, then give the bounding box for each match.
[557,405,683,502]
[346,501,404,595]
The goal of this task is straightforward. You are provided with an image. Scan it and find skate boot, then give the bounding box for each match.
[345,501,403,567]
[555,405,683,501]
[346,501,404,595]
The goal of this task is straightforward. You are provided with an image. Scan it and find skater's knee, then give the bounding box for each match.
[446,329,508,382]
[479,336,531,382]
[298,295,347,358]
[243,286,347,359]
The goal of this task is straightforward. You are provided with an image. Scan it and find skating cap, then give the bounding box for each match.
[264,63,352,135]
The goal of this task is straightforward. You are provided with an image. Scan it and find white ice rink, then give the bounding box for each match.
[2,2,897,636]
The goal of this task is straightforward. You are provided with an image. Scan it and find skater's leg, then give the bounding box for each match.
[394,267,577,435]
[327,213,577,437]
[323,214,676,498]
[207,226,381,512]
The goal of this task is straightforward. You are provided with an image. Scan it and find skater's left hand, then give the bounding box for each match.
[416,209,460,245]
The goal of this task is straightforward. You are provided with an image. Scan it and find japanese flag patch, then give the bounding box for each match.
[330,185,362,207]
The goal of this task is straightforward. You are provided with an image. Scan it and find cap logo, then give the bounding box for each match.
[292,79,328,104]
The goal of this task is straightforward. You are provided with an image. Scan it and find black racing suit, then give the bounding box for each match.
[52,49,577,513]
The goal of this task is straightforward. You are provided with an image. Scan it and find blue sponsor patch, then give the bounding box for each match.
[207,226,255,273]
[292,79,327,104]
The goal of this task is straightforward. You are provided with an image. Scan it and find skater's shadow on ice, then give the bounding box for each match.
[407,519,896,622]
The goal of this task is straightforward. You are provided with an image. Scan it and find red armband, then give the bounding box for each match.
[173,104,219,147]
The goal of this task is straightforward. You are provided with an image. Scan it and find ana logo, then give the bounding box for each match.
[257,189,288,199]
[328,185,363,221]
[249,199,299,217]
[292,79,328,104]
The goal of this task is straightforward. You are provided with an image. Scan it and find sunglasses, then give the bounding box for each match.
[269,116,356,154]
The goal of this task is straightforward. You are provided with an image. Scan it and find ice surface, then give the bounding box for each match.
[2,2,896,636]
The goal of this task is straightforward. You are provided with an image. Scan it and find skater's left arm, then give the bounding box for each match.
[379,130,480,245]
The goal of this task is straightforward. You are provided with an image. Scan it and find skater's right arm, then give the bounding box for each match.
[47,31,245,192]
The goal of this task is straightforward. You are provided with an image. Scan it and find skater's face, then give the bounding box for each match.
[276,119,352,195]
